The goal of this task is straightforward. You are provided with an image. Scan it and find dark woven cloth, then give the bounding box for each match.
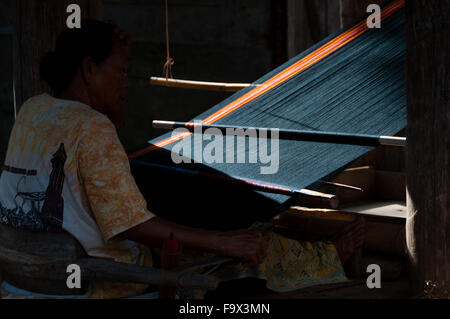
[130,6,406,230]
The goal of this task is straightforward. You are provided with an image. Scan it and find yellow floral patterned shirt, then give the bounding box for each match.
[0,93,155,298]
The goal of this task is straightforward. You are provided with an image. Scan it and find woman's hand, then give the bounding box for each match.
[119,217,268,267]
[217,230,268,267]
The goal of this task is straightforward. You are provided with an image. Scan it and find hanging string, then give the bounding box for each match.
[13,79,17,120]
[163,0,174,80]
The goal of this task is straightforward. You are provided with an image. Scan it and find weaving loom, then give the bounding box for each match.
[127,0,406,231]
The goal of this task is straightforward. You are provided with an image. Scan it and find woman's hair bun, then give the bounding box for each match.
[40,50,72,93]
[39,20,116,93]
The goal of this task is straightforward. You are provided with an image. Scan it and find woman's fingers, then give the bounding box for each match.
[244,231,267,266]
[223,229,268,266]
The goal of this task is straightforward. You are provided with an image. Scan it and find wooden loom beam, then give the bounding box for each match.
[153,120,407,147]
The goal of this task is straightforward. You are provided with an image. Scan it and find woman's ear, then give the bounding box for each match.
[80,56,95,85]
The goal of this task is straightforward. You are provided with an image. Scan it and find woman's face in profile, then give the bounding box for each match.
[89,39,130,130]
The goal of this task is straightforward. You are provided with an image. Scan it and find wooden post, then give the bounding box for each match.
[405,1,450,297]
[12,0,102,111]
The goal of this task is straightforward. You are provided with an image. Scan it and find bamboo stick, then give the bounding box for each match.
[318,180,363,192]
[150,77,256,92]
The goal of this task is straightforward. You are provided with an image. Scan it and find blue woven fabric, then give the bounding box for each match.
[130,9,406,230]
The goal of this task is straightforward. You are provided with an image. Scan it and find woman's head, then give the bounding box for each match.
[40,20,130,130]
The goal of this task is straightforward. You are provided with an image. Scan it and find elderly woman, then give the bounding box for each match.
[0,20,364,299]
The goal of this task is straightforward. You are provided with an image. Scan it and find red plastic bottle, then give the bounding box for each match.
[159,232,181,299]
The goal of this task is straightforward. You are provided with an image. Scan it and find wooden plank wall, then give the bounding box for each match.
[12,0,102,110]
[287,0,340,58]
[340,0,385,27]
[287,0,385,58]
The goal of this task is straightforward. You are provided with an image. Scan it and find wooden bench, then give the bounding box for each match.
[0,223,220,298]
